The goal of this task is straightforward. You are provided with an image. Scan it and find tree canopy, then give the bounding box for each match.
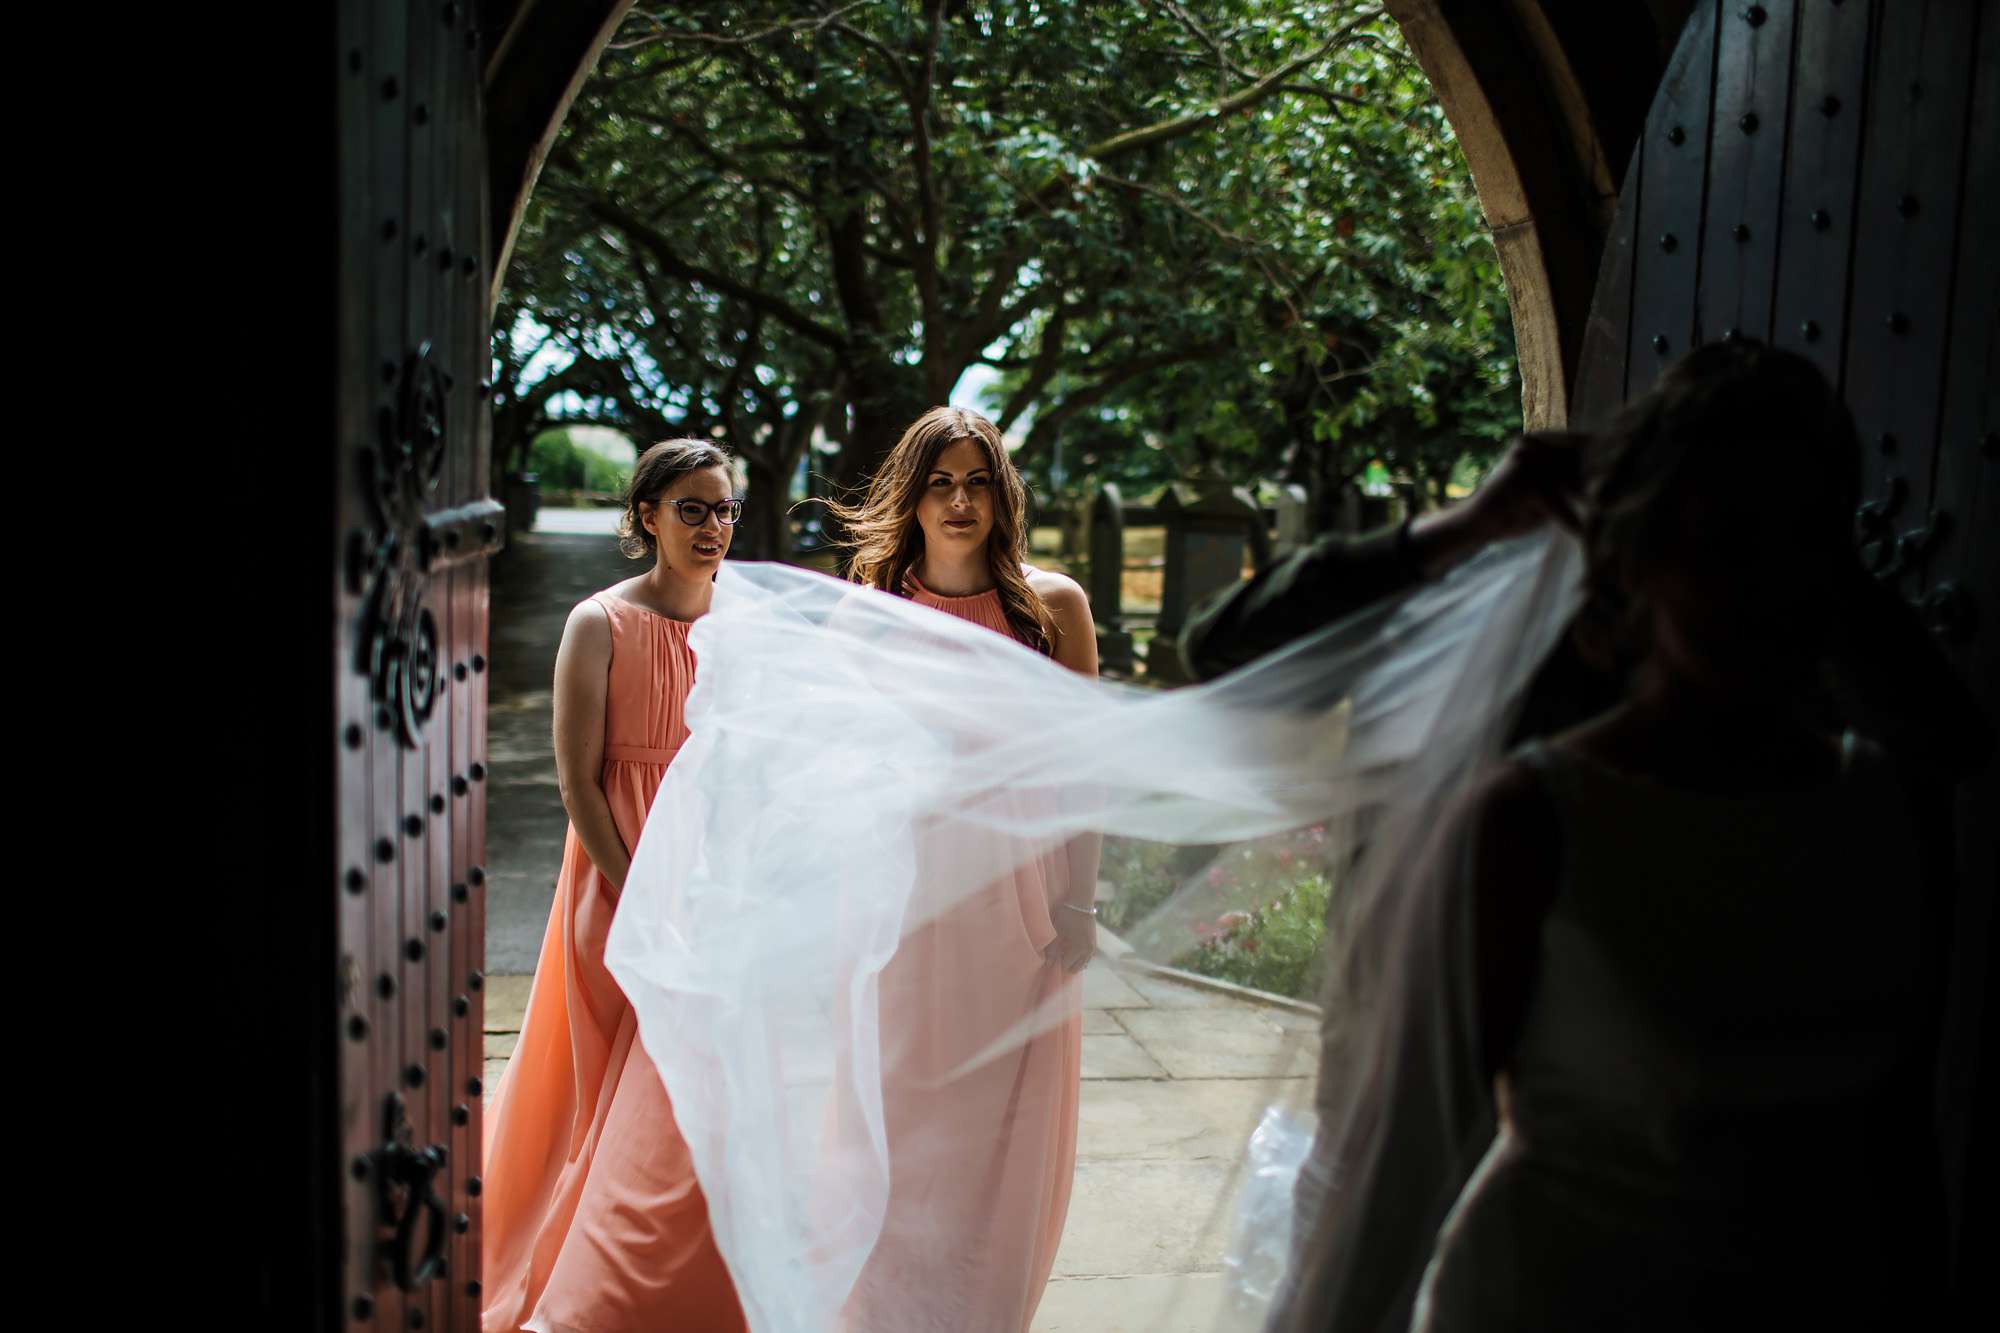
[496,0,1521,557]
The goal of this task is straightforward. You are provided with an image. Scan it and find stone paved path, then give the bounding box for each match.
[483,511,1320,1331]
[481,964,1316,1331]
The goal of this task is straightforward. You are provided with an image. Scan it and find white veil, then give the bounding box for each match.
[604,528,1582,1331]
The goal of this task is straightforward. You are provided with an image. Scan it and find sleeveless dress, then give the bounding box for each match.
[841,575,1085,1332]
[481,593,745,1333]
[1411,739,1943,1331]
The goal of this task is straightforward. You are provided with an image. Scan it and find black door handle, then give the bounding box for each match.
[373,1094,450,1291]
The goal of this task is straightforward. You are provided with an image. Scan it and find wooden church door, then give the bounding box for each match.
[333,2,503,1327]
[1565,0,1998,1290]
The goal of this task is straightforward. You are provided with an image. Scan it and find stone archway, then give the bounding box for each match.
[300,4,1995,1326]
[1385,0,1696,426]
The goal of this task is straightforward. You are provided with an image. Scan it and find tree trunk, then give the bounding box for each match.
[831,363,929,500]
[736,454,794,562]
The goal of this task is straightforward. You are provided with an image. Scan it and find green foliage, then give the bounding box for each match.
[527,430,631,494]
[1100,820,1343,1001]
[1180,872,1331,1001]
[1097,836,1193,934]
[501,1,1520,552]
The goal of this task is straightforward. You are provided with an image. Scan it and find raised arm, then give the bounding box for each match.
[1180,432,1584,681]
[552,599,633,889]
[1178,524,1423,680]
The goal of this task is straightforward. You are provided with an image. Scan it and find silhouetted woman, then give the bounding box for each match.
[1279,342,1981,1331]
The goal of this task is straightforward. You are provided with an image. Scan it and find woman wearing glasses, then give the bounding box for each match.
[482,439,748,1333]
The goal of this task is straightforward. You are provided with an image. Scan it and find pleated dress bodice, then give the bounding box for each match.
[905,572,1017,635]
[592,593,697,839]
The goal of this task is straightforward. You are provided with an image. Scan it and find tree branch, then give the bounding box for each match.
[910,1,948,399]
[958,239,1038,364]
[1014,337,1232,466]
[611,1,875,52]
[996,299,1080,434]
[1275,83,1378,113]
[829,19,916,100]
[1093,169,1314,334]
[1078,10,1380,166]
[613,116,818,206]
[587,198,847,350]
[1143,0,1252,90]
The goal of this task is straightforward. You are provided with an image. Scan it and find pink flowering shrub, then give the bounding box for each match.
[1100,821,1340,1000]
[1178,871,1332,999]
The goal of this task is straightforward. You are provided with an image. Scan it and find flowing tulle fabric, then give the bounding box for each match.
[840,578,1081,1332]
[604,534,1581,1332]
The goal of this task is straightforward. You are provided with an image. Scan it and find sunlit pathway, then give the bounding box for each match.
[482,960,1315,1333]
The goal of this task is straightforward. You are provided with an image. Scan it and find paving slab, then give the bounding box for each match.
[1032,1273,1243,1332]
[483,974,533,1032]
[1169,1075,1317,1129]
[1081,1033,1169,1080]
[1080,962,1150,1009]
[1053,1159,1242,1276]
[1077,1078,1311,1162]
[1115,1006,1318,1079]
[485,1031,519,1061]
[1081,1008,1124,1035]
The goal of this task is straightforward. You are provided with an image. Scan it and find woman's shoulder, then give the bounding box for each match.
[554,591,616,674]
[565,582,646,642]
[579,578,685,624]
[568,589,616,627]
[1464,755,1562,840]
[1024,564,1087,610]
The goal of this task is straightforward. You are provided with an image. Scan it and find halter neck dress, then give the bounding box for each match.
[840,573,1085,1332]
[481,592,745,1333]
[1410,738,1941,1330]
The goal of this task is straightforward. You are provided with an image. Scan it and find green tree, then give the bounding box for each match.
[498,0,1518,558]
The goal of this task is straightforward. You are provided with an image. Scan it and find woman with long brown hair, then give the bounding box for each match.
[830,405,1100,1330]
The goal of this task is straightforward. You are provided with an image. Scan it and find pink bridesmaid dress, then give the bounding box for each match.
[481,593,746,1333]
[843,576,1085,1332]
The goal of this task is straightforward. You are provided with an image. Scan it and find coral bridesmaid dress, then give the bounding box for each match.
[482,593,745,1333]
[842,577,1085,1333]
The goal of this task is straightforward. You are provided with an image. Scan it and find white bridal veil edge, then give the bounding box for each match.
[603,530,1583,1332]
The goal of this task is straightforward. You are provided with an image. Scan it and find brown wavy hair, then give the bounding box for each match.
[829,406,1054,653]
[1572,339,1861,675]
[617,437,735,560]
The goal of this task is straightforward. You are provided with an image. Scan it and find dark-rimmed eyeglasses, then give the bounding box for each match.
[660,498,745,526]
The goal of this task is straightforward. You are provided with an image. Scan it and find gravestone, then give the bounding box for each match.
[1088,483,1135,676]
[1144,473,1265,683]
[1272,483,1314,558]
